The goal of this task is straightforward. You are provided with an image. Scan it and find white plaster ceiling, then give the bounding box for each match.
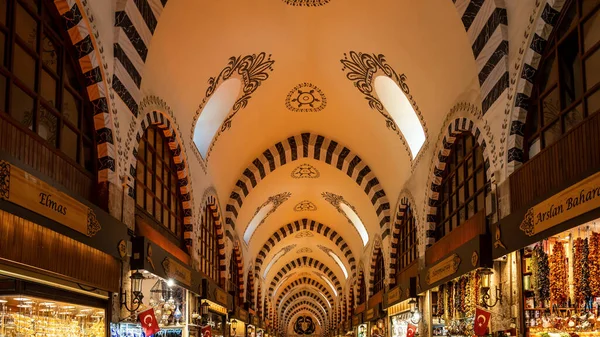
[140,0,479,330]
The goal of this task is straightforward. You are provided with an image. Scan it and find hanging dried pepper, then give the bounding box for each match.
[573,238,584,305]
[582,238,591,301]
[532,243,550,305]
[549,241,568,306]
[589,232,600,297]
[446,281,454,320]
[436,284,445,316]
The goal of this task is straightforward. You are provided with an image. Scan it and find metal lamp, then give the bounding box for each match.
[201,300,210,324]
[409,298,422,324]
[231,318,238,337]
[121,270,145,313]
[478,268,502,308]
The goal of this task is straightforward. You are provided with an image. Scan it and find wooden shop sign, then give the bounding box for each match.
[0,160,100,237]
[386,286,402,306]
[216,287,228,306]
[162,257,192,286]
[426,253,461,285]
[520,171,600,237]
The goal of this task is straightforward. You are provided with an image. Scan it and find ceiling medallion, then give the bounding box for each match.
[297,247,313,254]
[291,163,320,179]
[282,0,331,7]
[295,230,314,239]
[285,83,327,112]
[294,200,317,212]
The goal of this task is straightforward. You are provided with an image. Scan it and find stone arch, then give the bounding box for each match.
[254,219,357,278]
[450,0,509,114]
[54,0,117,184]
[125,103,195,250]
[246,265,255,307]
[230,240,245,304]
[389,190,419,287]
[286,309,325,333]
[199,194,227,283]
[268,257,343,297]
[283,302,328,331]
[425,117,497,248]
[279,290,331,316]
[225,133,391,231]
[275,278,335,308]
[368,237,384,296]
[282,297,329,323]
[257,282,263,318]
[356,265,366,304]
[506,0,570,174]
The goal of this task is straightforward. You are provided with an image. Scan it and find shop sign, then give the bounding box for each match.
[365,308,375,320]
[386,286,402,305]
[0,160,101,237]
[352,315,360,326]
[238,308,249,322]
[253,316,259,326]
[520,171,600,237]
[162,257,192,286]
[426,254,461,285]
[216,287,228,306]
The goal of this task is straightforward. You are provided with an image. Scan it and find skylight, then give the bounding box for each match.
[244,203,274,243]
[374,76,426,158]
[318,292,331,308]
[264,248,285,278]
[339,203,368,246]
[327,251,348,279]
[193,78,241,157]
[319,275,338,296]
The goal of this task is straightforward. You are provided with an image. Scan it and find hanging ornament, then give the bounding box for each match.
[532,243,550,305]
[549,241,568,306]
[589,232,600,297]
[574,238,584,305]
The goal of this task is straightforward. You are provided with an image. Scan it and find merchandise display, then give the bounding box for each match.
[522,221,600,337]
[0,295,105,337]
[430,271,480,337]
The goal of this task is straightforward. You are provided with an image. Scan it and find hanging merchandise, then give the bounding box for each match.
[549,241,568,307]
[531,243,550,305]
[589,232,600,298]
[573,238,592,307]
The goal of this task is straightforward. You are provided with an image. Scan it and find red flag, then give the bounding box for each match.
[406,323,417,337]
[139,308,161,336]
[474,306,492,336]
[202,325,212,337]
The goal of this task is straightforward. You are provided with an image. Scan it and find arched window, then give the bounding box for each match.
[135,126,184,242]
[397,204,418,273]
[200,204,221,283]
[372,250,385,294]
[358,274,366,304]
[0,0,96,171]
[525,0,599,159]
[436,133,489,240]
[228,252,240,305]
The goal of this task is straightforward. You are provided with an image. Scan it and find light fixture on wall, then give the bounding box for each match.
[409,298,421,324]
[121,270,145,313]
[231,318,238,337]
[200,300,210,325]
[478,268,502,308]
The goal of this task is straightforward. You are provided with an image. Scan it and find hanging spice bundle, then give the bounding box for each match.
[589,232,600,297]
[454,281,460,315]
[549,241,568,306]
[436,284,445,316]
[465,273,475,317]
[532,243,550,305]
[446,281,454,320]
[573,238,585,304]
[582,238,591,301]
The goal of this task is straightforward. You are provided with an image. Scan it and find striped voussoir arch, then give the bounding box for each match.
[232,241,245,304]
[114,0,169,115]
[257,283,263,318]
[225,133,391,231]
[507,0,568,174]
[356,268,364,304]
[426,117,496,246]
[203,195,227,282]
[246,267,255,307]
[255,219,357,278]
[389,193,417,287]
[368,240,383,296]
[128,110,194,248]
[268,257,342,297]
[283,303,328,331]
[282,298,329,324]
[280,290,330,316]
[54,0,116,180]
[275,277,334,308]
[452,0,509,114]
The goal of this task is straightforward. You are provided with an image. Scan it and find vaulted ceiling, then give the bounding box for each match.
[137,0,484,333]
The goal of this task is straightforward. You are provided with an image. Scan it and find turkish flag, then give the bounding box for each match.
[406,323,417,337]
[202,325,212,337]
[138,308,161,336]
[474,306,492,336]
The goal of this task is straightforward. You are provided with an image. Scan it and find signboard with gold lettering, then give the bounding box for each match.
[386,286,402,305]
[216,287,228,306]
[520,171,600,237]
[365,308,374,321]
[426,254,461,285]
[162,257,192,286]
[0,161,100,237]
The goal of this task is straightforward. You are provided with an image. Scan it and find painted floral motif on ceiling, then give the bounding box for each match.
[297,247,313,254]
[295,230,315,239]
[294,200,317,212]
[281,0,331,7]
[291,163,320,179]
[285,83,327,112]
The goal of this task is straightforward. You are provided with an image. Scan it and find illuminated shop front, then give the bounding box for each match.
[385,274,419,337]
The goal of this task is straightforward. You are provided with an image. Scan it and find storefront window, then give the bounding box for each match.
[430,271,480,336]
[372,250,385,294]
[200,204,221,284]
[521,219,600,336]
[397,204,417,273]
[435,133,489,240]
[0,0,96,172]
[525,0,600,159]
[135,126,185,242]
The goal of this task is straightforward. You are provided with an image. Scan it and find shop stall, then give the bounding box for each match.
[110,236,203,337]
[352,313,366,337]
[0,158,130,337]
[365,303,385,337]
[494,171,600,337]
[229,307,249,337]
[420,222,496,337]
[385,274,419,337]
[193,278,229,337]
